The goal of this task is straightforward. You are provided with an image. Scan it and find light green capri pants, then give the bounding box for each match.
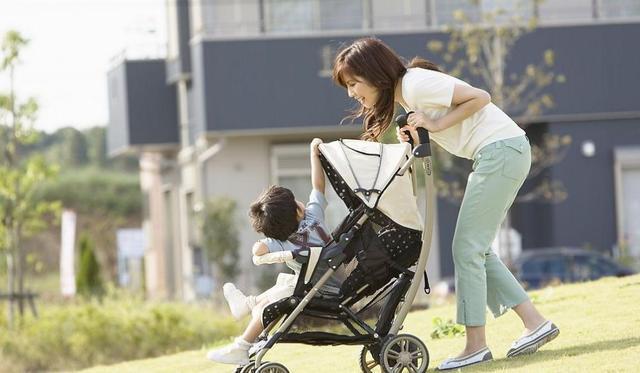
[453,135,531,326]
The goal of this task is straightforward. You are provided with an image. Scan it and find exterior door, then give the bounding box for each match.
[615,147,640,258]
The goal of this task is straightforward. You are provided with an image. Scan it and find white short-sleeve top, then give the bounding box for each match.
[401,67,525,159]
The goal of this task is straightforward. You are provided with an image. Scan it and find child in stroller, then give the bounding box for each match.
[207,138,343,365]
[213,137,436,372]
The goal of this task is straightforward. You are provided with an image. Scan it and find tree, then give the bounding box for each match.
[85,126,107,168]
[53,127,88,167]
[0,30,61,327]
[200,197,240,285]
[425,1,571,264]
[75,233,104,298]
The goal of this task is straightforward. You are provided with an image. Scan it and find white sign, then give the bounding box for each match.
[117,229,145,259]
[117,229,145,288]
[60,209,77,297]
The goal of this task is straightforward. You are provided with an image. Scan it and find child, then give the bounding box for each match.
[207,138,338,365]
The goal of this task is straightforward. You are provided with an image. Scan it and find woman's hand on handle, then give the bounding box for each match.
[396,124,419,145]
[408,111,440,132]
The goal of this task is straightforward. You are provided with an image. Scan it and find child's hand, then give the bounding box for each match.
[310,138,323,156]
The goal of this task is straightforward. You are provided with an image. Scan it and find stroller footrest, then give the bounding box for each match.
[306,297,343,313]
[277,331,376,346]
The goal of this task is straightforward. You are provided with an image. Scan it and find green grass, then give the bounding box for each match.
[82,274,640,372]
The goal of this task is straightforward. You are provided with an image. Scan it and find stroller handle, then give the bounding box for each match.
[395,111,432,158]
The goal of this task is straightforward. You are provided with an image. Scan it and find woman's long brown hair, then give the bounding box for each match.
[332,37,441,141]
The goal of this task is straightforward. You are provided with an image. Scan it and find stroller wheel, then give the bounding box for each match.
[359,346,382,372]
[379,334,429,372]
[255,361,290,373]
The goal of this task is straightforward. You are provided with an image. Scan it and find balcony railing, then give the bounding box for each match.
[187,0,640,39]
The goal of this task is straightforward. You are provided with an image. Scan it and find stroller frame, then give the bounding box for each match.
[246,138,436,373]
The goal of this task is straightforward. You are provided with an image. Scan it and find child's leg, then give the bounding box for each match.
[242,298,271,342]
[207,299,270,365]
[224,275,295,320]
[255,274,296,304]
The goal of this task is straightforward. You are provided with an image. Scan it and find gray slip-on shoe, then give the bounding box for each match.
[436,347,493,371]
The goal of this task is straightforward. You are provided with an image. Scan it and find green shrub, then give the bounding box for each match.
[0,293,242,371]
[76,233,104,298]
[201,197,240,282]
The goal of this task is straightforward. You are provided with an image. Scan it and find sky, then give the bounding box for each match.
[0,0,167,133]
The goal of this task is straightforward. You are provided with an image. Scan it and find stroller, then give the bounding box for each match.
[242,122,436,373]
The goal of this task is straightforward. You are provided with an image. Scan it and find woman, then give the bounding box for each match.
[332,37,559,370]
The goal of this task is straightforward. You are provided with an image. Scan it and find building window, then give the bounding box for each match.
[433,0,537,26]
[271,143,349,231]
[264,0,363,33]
[372,0,427,30]
[319,0,363,31]
[614,146,640,258]
[599,0,640,19]
[537,0,594,24]
[199,0,261,37]
[264,0,314,33]
[433,0,481,26]
[190,0,640,39]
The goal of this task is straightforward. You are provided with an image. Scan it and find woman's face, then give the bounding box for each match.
[343,74,380,109]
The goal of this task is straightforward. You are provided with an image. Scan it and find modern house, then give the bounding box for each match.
[107,0,640,300]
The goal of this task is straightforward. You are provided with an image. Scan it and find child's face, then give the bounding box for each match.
[296,200,305,222]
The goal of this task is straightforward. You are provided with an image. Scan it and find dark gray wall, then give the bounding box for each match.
[543,118,639,252]
[191,22,640,138]
[193,37,359,135]
[107,60,179,155]
[437,119,640,278]
[509,23,640,116]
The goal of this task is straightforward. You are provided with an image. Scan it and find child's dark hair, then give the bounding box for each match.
[332,37,441,141]
[249,185,299,241]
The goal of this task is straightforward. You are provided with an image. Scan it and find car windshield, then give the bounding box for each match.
[522,255,568,278]
[573,254,620,280]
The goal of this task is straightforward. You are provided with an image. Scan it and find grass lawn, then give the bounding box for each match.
[83,274,640,372]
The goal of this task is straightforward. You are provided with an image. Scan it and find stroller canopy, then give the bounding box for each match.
[319,140,422,231]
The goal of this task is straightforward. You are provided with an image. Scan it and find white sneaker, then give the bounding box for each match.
[223,283,250,320]
[248,338,268,357]
[507,320,559,357]
[206,337,251,365]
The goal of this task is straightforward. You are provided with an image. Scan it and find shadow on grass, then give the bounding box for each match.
[427,337,640,372]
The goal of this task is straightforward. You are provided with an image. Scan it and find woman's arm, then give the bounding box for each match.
[408,83,491,133]
[310,138,325,194]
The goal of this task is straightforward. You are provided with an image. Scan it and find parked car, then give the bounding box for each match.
[512,247,636,289]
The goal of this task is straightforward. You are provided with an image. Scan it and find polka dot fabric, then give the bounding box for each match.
[258,154,423,327]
